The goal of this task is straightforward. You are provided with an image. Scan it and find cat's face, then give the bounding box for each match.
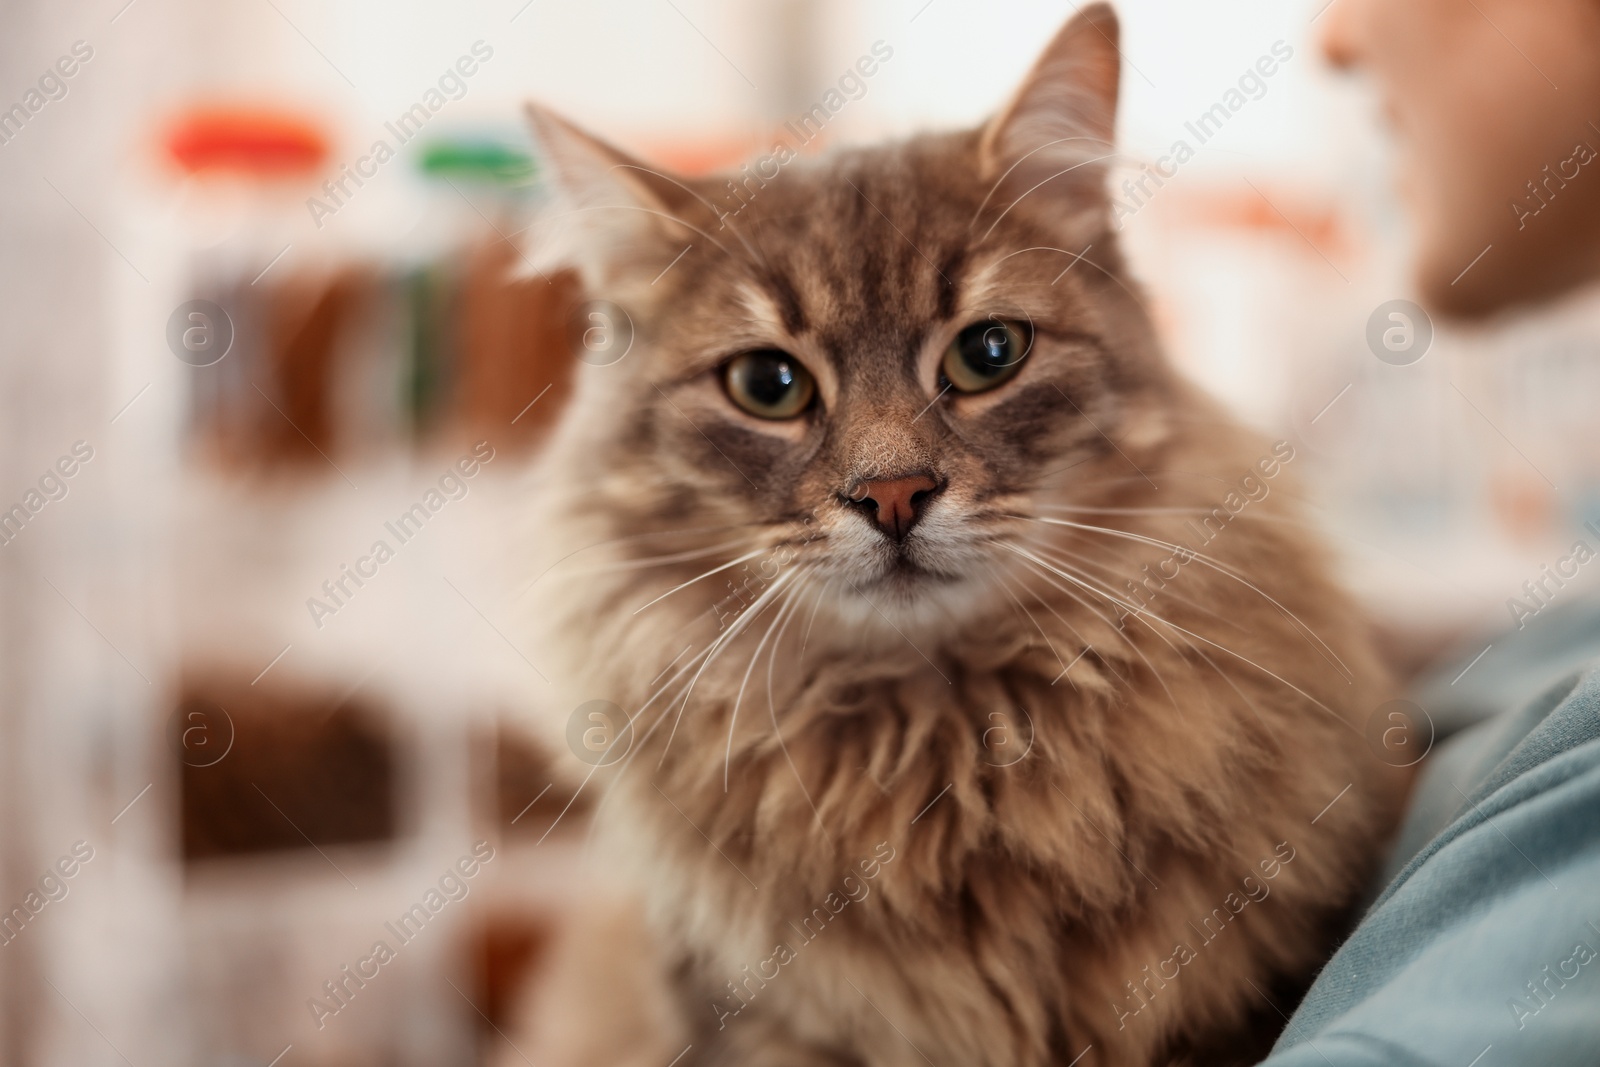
[532,4,1173,627]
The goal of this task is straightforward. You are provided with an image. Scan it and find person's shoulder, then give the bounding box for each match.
[1412,594,1600,739]
[1261,665,1600,1067]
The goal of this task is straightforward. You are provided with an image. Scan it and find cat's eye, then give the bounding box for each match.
[942,319,1033,393]
[722,349,816,419]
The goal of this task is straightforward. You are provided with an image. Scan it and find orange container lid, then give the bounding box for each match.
[165,106,329,177]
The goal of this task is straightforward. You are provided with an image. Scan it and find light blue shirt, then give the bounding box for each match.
[1260,600,1600,1066]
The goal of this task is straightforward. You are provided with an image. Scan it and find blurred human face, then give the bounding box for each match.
[1322,0,1600,318]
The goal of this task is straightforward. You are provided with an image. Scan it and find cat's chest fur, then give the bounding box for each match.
[580,592,1390,1067]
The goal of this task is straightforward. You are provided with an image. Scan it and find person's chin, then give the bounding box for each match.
[1417,219,1595,322]
[1411,194,1514,321]
[1417,249,1494,320]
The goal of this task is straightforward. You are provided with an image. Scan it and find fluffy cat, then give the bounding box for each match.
[517,6,1407,1065]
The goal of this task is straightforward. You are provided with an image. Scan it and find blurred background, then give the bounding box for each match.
[3,0,1598,1064]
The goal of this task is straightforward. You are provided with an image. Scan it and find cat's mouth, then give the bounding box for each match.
[879,548,937,581]
[854,535,969,591]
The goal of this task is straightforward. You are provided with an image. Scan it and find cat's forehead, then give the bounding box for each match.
[719,136,987,354]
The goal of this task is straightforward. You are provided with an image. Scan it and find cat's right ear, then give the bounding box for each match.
[523,103,704,290]
[976,3,1121,229]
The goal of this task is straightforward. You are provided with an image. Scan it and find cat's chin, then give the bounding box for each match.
[822,553,1003,638]
[843,543,961,592]
[861,561,954,600]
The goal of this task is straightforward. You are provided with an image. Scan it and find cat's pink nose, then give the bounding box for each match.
[846,473,943,541]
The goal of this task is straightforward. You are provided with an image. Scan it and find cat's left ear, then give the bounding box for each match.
[523,103,704,290]
[977,3,1121,224]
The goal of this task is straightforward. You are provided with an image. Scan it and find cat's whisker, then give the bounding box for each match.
[990,244,1101,273]
[1019,539,1169,621]
[517,522,763,598]
[657,568,800,767]
[580,635,726,844]
[762,577,835,846]
[1012,542,1236,657]
[1006,544,1356,735]
[562,613,760,848]
[1024,536,1242,637]
[1014,548,1241,705]
[1010,552,1184,712]
[596,621,753,806]
[585,587,827,849]
[1055,248,1154,313]
[980,152,1120,242]
[1037,504,1217,517]
[551,203,743,266]
[588,617,784,825]
[1005,561,1163,700]
[565,537,762,577]
[1032,468,1197,495]
[1024,547,1284,740]
[966,136,1124,233]
[630,546,772,616]
[1019,536,1263,704]
[801,575,835,654]
[1021,516,1355,683]
[725,567,811,792]
[608,162,772,270]
[1032,491,1371,549]
[1037,500,1318,522]
[1018,544,1286,745]
[1020,554,1184,704]
[994,571,1071,674]
[1040,467,1263,492]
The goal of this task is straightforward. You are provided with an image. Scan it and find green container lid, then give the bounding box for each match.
[417,139,537,185]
